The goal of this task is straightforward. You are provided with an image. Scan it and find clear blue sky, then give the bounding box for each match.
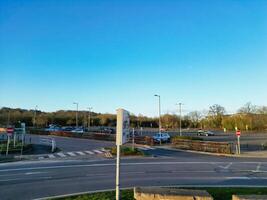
[0,0,267,116]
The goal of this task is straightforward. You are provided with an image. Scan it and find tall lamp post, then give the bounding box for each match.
[176,103,183,136]
[154,94,162,145]
[73,102,78,128]
[87,107,93,130]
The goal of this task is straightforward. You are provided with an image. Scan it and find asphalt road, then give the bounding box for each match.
[25,134,115,152]
[1,149,267,200]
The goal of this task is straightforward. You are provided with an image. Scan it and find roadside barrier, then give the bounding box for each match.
[172,138,233,154]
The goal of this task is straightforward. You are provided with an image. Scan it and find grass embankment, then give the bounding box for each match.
[55,188,267,200]
[107,146,145,156]
[0,141,32,155]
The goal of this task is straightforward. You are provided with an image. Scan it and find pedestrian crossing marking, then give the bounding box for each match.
[67,152,76,156]
[85,151,94,155]
[93,150,103,154]
[76,151,86,155]
[57,153,66,157]
[48,154,56,159]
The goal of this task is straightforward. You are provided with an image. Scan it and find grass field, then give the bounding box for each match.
[57,187,267,200]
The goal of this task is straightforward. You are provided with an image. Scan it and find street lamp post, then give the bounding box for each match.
[154,94,161,145]
[176,103,182,136]
[87,107,93,130]
[73,102,78,128]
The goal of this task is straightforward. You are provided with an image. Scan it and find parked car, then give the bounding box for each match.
[71,128,84,133]
[197,130,214,136]
[153,133,171,143]
[45,125,60,132]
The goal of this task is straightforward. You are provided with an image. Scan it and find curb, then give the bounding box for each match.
[158,146,267,158]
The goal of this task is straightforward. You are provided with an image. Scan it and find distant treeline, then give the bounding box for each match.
[1,102,267,131]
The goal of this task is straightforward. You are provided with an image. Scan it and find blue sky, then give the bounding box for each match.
[0,0,267,116]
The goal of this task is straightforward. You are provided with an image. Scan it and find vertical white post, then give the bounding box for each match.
[20,133,25,158]
[140,127,143,136]
[6,135,10,156]
[237,136,241,154]
[51,139,56,152]
[132,128,135,151]
[13,133,16,147]
[116,144,120,200]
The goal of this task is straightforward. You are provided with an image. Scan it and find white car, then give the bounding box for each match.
[153,133,171,143]
[71,128,84,133]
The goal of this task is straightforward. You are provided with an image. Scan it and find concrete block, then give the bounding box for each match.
[134,187,213,200]
[233,195,267,200]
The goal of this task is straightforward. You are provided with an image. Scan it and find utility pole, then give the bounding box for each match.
[176,103,183,136]
[87,107,93,130]
[73,102,78,128]
[154,94,162,145]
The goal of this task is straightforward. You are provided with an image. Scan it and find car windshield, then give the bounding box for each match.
[0,1,266,199]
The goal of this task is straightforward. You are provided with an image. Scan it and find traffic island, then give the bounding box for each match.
[134,187,213,200]
[107,146,146,156]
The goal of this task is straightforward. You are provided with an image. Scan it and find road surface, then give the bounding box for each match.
[0,148,267,200]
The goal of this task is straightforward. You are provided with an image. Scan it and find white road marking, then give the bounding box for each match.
[48,155,56,159]
[57,153,66,157]
[255,162,261,172]
[137,147,148,150]
[0,176,52,182]
[66,152,76,157]
[93,150,103,154]
[76,151,86,156]
[1,162,267,173]
[145,147,155,150]
[219,162,232,169]
[25,172,47,175]
[85,151,94,155]
[38,157,45,160]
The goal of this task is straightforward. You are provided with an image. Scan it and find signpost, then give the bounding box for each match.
[6,127,14,156]
[116,108,130,200]
[236,130,241,154]
[20,123,26,157]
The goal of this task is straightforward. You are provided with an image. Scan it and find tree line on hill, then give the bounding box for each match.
[0,102,267,131]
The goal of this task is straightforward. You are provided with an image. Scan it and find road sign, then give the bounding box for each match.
[115,108,130,200]
[7,127,14,136]
[116,108,130,145]
[236,130,241,137]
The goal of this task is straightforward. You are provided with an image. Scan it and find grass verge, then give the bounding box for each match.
[54,188,267,200]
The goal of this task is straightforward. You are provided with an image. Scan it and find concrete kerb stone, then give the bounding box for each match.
[134,187,213,200]
[232,195,267,200]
